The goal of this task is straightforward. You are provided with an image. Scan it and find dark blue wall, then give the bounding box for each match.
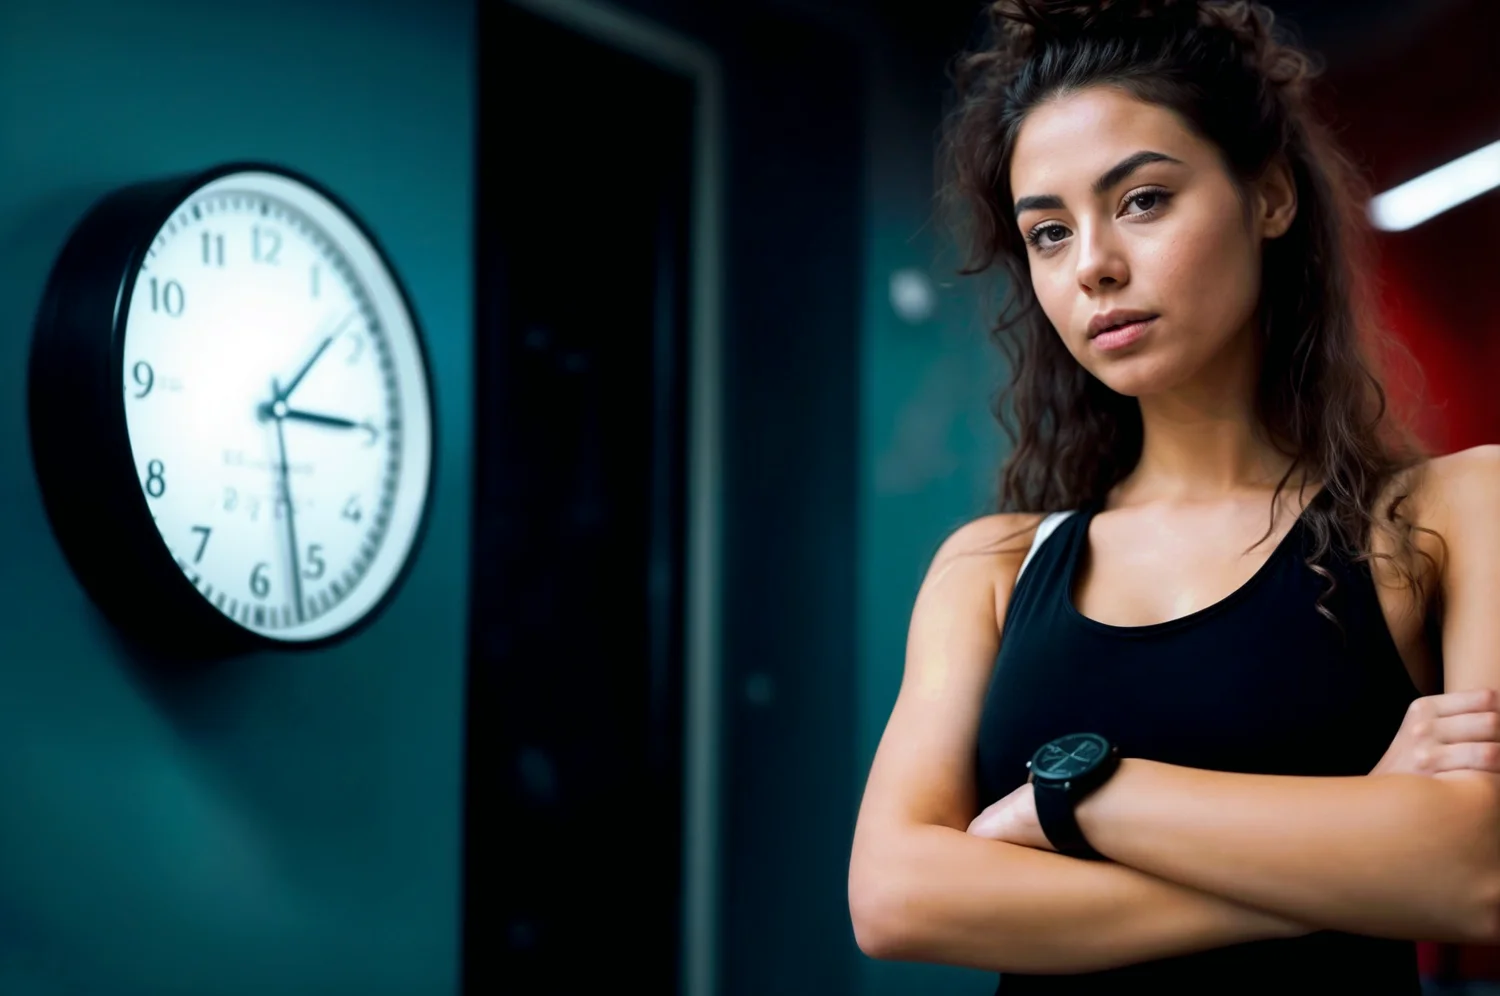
[0,0,472,992]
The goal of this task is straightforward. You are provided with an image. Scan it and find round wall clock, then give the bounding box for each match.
[28,162,436,658]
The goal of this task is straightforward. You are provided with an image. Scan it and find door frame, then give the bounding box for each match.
[497,4,725,994]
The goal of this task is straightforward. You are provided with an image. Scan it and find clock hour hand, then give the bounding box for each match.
[258,405,381,446]
[260,405,356,429]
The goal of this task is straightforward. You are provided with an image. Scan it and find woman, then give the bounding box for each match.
[848,1,1500,992]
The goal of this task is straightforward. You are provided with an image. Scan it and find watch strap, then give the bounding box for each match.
[1034,779,1106,861]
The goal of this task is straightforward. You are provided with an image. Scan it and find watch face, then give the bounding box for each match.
[1032,733,1110,780]
[118,168,434,644]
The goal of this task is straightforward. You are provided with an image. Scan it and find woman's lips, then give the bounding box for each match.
[1091,317,1155,351]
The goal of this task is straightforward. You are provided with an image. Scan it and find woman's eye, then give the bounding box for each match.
[1123,189,1170,215]
[1027,223,1070,249]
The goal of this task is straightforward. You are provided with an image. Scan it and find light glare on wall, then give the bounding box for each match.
[1368,138,1500,232]
[890,268,935,324]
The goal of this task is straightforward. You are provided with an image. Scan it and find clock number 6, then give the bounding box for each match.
[250,562,271,599]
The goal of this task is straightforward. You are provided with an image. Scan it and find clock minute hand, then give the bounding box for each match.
[277,336,335,402]
[277,311,359,401]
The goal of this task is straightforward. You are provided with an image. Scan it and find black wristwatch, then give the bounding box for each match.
[1027,733,1120,861]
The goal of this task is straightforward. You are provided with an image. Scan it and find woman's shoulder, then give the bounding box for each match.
[1419,441,1500,521]
[915,513,1053,628]
[1392,445,1500,524]
[933,512,1051,563]
[1423,444,1500,503]
[1379,445,1500,578]
[925,512,1053,595]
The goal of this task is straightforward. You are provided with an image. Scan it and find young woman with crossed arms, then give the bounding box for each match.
[850,1,1500,991]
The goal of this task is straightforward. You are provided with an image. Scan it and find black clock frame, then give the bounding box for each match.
[26,160,439,662]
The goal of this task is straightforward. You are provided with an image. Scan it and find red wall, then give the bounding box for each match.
[1317,0,1500,455]
[1314,0,1500,979]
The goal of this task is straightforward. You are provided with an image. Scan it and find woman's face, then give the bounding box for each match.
[1009,86,1292,399]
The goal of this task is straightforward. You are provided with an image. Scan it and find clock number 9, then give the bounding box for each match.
[131,361,154,398]
[143,460,166,498]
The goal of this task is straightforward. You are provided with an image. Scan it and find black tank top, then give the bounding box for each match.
[975,487,1423,994]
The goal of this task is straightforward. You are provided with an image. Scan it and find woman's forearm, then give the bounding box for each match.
[855,822,1309,974]
[1075,760,1500,942]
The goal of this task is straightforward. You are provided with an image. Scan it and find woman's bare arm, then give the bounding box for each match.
[848,515,1311,974]
[1069,758,1500,943]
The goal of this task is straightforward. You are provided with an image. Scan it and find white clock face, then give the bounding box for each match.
[119,170,434,644]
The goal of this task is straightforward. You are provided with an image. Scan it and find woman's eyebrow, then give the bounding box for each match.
[1013,150,1185,218]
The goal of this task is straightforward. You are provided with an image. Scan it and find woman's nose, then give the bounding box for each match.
[1075,225,1129,292]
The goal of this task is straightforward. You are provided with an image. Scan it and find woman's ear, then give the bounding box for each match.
[1256,157,1298,240]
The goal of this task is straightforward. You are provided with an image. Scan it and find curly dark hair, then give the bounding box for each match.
[938,0,1440,620]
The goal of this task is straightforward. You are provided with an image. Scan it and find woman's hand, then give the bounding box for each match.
[966,781,1055,850]
[1371,688,1500,776]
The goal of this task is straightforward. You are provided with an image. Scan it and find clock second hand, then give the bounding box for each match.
[271,379,305,623]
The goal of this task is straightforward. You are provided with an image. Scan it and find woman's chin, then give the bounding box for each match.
[1092,359,1192,399]
[1092,369,1160,398]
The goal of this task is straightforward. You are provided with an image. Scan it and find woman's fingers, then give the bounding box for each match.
[1435,740,1500,774]
[1436,709,1500,745]
[1423,688,1500,718]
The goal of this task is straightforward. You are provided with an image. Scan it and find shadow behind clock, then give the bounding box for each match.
[463,6,693,994]
[25,177,257,669]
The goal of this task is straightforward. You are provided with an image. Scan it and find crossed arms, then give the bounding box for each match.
[848,448,1500,973]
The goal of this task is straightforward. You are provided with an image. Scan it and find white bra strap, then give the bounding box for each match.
[1016,510,1076,584]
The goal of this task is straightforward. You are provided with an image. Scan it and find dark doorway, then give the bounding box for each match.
[464,3,694,992]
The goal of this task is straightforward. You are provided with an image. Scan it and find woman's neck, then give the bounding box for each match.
[1113,320,1308,504]
[1120,386,1307,505]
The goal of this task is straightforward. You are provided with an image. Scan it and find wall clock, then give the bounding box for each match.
[28,162,436,658]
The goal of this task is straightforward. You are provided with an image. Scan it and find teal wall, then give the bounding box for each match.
[0,1,473,993]
[856,29,1013,996]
